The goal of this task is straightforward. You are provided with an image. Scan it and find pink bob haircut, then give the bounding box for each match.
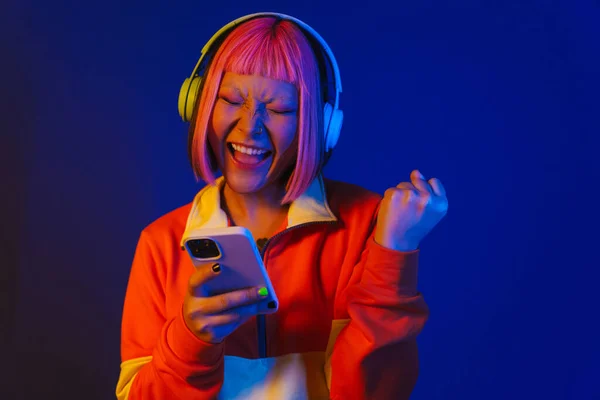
[188,16,325,204]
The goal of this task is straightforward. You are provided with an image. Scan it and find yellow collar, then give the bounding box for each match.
[180,175,337,247]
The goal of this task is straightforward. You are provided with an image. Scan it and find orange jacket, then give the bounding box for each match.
[116,176,429,399]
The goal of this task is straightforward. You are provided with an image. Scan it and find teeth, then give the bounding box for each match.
[231,143,268,155]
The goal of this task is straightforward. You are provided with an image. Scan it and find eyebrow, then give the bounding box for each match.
[220,85,295,104]
[220,85,243,94]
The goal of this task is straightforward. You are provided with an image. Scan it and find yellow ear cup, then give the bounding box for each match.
[178,76,202,122]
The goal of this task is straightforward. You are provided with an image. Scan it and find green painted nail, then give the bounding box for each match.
[258,287,268,297]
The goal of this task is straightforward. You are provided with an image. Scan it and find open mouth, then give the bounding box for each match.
[227,142,273,166]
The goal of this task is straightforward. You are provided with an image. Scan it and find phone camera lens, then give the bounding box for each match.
[188,238,220,259]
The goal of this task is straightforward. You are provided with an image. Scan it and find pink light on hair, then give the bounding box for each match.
[189,17,324,204]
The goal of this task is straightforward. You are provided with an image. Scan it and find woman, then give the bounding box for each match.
[116,13,448,400]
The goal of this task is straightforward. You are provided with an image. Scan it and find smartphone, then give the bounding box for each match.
[182,226,278,314]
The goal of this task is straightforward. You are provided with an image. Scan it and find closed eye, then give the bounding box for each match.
[268,109,296,115]
[220,96,242,106]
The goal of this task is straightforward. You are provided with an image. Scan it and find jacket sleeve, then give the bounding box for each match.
[116,230,225,400]
[328,234,429,400]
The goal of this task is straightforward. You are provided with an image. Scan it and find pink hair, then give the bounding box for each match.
[189,17,324,204]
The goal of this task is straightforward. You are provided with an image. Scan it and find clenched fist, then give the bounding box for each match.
[374,169,449,252]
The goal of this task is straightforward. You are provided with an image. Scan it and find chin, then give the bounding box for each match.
[222,167,292,197]
[225,176,267,194]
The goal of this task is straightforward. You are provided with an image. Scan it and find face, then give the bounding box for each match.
[208,72,299,195]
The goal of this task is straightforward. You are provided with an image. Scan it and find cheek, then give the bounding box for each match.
[208,107,230,155]
[210,106,229,138]
[272,118,298,155]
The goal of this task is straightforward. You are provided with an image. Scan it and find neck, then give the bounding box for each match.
[222,182,289,223]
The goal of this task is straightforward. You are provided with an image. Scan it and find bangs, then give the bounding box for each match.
[221,20,307,92]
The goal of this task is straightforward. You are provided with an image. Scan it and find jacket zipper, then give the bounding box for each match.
[255,220,337,358]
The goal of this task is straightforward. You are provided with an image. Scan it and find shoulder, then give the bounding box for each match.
[323,177,382,220]
[139,202,193,248]
[323,178,382,201]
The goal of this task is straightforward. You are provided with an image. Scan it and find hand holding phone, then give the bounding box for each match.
[182,227,279,315]
[182,262,269,344]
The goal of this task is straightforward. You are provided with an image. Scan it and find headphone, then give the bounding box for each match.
[177,12,344,153]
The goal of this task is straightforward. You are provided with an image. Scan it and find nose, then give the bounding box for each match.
[237,104,266,135]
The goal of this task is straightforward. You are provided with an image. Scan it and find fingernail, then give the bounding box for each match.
[258,287,268,297]
[268,301,277,309]
[417,171,425,179]
[211,263,221,273]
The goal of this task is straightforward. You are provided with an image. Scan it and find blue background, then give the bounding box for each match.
[2,0,598,399]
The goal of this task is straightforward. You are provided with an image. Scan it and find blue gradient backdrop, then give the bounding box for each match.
[1,1,598,399]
